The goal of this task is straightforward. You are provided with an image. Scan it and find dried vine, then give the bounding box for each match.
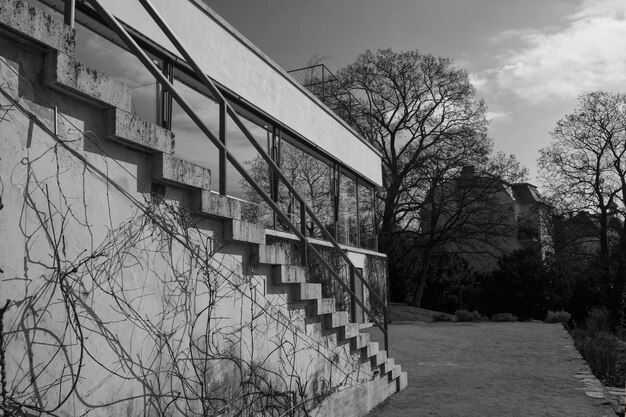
[0,59,364,416]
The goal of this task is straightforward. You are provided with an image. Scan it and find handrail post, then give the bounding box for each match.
[219,101,226,195]
[64,0,75,27]
[300,202,307,267]
[349,265,356,322]
[383,307,389,353]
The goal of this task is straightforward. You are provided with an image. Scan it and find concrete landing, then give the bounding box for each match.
[367,322,616,417]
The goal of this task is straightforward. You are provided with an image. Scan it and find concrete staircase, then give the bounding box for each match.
[0,0,407,408]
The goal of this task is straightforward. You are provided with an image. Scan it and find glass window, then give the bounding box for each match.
[358,182,377,250]
[234,117,273,224]
[74,24,160,124]
[226,115,270,201]
[170,79,220,192]
[337,172,358,247]
[276,139,333,238]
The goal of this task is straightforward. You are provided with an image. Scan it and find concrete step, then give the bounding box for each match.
[389,364,402,380]
[372,350,387,367]
[0,0,75,56]
[365,342,379,358]
[44,51,132,111]
[104,108,174,154]
[317,298,336,315]
[223,219,265,245]
[306,297,335,316]
[192,190,242,219]
[290,283,322,301]
[271,265,307,284]
[324,311,349,329]
[381,358,395,375]
[352,333,370,350]
[398,371,408,390]
[152,153,211,191]
[250,243,299,265]
[340,323,360,340]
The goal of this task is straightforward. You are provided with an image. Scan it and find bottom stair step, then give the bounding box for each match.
[398,371,408,390]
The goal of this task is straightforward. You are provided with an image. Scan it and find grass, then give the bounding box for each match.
[387,303,455,322]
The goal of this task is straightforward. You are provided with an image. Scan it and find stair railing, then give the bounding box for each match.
[82,0,389,351]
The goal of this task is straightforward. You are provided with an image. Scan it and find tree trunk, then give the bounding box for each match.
[378,180,401,254]
[411,249,433,307]
[599,208,608,263]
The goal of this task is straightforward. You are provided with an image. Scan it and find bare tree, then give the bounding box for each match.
[308,49,526,305]
[539,91,626,326]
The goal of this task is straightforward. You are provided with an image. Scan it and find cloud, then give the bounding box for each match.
[476,0,626,103]
[485,110,511,124]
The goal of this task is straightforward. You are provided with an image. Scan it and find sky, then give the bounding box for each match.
[203,0,626,188]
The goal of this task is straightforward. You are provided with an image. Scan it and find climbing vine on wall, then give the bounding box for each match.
[0,67,361,416]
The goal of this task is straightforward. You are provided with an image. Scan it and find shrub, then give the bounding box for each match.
[545,310,571,325]
[455,309,482,322]
[491,313,518,322]
[584,307,611,334]
[432,312,454,322]
[571,328,626,387]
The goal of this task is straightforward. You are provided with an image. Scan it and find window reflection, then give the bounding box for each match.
[337,173,358,247]
[358,182,377,250]
[74,24,160,124]
[70,13,378,250]
[170,80,220,188]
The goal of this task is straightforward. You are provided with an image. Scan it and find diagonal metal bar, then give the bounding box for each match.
[137,0,388,312]
[84,0,388,347]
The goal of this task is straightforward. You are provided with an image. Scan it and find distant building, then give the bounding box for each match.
[554,206,622,261]
[422,166,551,272]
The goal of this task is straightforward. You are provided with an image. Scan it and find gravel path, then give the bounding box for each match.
[367,322,617,417]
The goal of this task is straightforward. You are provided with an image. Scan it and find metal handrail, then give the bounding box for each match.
[84,0,388,350]
[287,63,372,131]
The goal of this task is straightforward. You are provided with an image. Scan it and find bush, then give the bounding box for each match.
[455,309,482,322]
[491,313,518,322]
[545,310,571,325]
[571,328,626,386]
[432,312,454,322]
[584,307,611,334]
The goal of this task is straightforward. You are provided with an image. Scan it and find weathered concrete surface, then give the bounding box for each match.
[105,108,174,154]
[44,51,132,111]
[192,190,242,219]
[223,218,265,244]
[0,6,402,415]
[152,153,211,190]
[0,0,75,55]
[367,322,615,417]
[272,264,307,284]
[252,241,301,265]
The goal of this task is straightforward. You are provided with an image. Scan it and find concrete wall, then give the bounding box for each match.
[0,5,400,414]
[96,0,382,187]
